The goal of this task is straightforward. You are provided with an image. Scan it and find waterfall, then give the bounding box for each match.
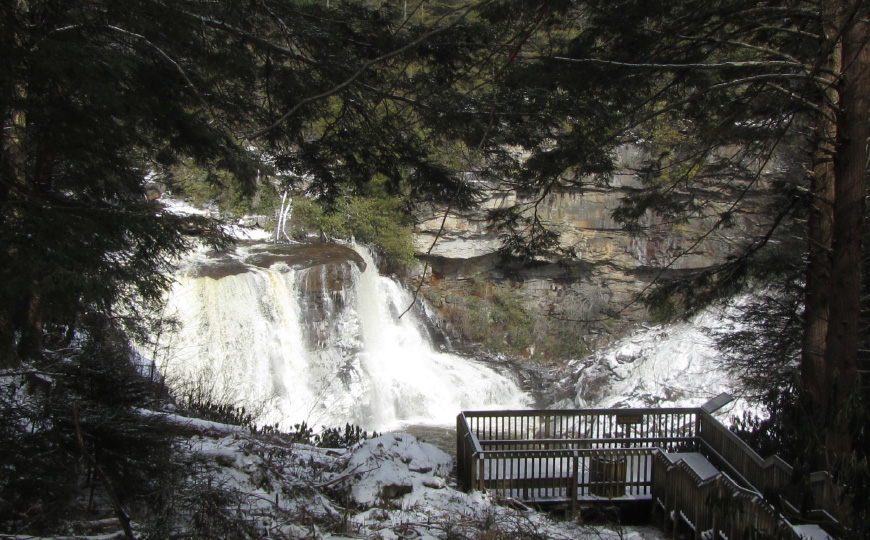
[156,243,529,432]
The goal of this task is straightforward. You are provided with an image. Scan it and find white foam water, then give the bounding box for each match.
[155,244,529,432]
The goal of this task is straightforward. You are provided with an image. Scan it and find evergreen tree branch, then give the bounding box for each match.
[103,25,216,122]
[164,7,317,67]
[768,83,835,121]
[550,56,824,74]
[672,36,803,65]
[245,0,495,140]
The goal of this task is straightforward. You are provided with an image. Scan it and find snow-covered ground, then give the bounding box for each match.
[159,198,273,241]
[157,417,667,539]
[1,411,665,539]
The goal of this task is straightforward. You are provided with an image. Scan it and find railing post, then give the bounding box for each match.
[571,450,579,516]
[668,466,676,533]
[457,414,465,488]
[476,455,485,490]
[710,484,718,540]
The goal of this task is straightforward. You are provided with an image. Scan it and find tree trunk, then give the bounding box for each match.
[801,5,839,420]
[822,1,870,471]
[803,154,834,418]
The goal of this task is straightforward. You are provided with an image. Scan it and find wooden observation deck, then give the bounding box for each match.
[456,398,839,539]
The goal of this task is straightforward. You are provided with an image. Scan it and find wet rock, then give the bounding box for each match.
[244,243,366,273]
[186,255,250,279]
[180,242,366,282]
[238,214,269,228]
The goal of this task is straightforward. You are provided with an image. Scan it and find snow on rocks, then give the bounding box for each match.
[222,222,274,241]
[333,433,666,540]
[158,197,273,241]
[159,197,215,217]
[554,304,757,422]
[340,433,452,508]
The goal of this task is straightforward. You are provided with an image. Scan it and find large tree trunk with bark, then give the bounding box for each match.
[818,0,870,473]
[802,4,839,422]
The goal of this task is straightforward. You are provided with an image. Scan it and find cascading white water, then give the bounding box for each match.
[156,243,529,432]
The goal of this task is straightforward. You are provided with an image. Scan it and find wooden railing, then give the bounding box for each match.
[460,408,700,449]
[652,452,801,539]
[457,408,841,537]
[696,410,837,519]
[457,408,701,507]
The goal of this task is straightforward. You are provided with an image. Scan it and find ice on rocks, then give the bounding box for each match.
[558,302,758,421]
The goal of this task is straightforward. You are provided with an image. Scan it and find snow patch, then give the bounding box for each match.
[221,223,273,241]
[160,198,214,217]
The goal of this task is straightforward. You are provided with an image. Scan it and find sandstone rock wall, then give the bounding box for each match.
[409,145,773,363]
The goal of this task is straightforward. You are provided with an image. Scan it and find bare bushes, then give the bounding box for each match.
[165,370,272,430]
[436,280,604,362]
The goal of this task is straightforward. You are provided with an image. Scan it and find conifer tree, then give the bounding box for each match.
[0,0,498,365]
[468,0,869,520]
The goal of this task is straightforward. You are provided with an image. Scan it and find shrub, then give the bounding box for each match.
[0,313,177,534]
[315,423,377,449]
[288,193,416,267]
[460,283,533,356]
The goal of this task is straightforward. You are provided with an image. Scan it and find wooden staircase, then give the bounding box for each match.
[653,452,831,540]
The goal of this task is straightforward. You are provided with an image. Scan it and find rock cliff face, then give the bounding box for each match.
[410,145,772,362]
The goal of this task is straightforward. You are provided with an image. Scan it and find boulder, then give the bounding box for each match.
[341,433,452,508]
